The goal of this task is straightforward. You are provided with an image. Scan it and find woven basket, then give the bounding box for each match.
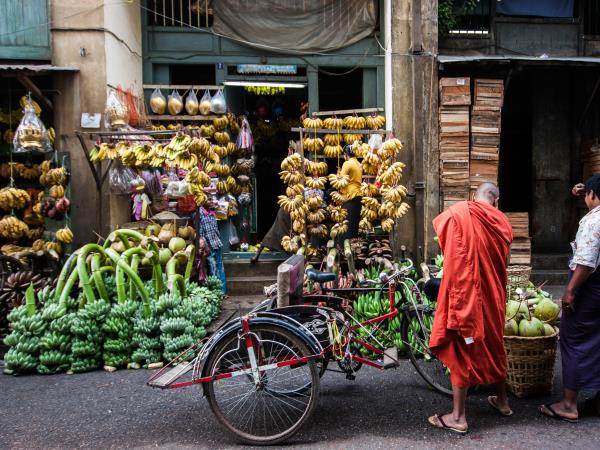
[506,265,531,297]
[504,327,559,398]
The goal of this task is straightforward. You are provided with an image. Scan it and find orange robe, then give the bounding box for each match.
[429,201,513,388]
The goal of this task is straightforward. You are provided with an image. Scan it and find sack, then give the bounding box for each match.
[167,90,183,115]
[210,89,227,114]
[228,220,240,246]
[149,88,167,114]
[199,90,212,115]
[185,90,199,115]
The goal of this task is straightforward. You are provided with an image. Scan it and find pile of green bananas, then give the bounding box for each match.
[38,287,78,374]
[3,285,46,373]
[131,299,162,366]
[70,299,110,373]
[102,301,137,368]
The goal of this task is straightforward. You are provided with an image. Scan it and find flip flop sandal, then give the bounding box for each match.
[538,404,579,423]
[487,396,514,416]
[428,414,468,435]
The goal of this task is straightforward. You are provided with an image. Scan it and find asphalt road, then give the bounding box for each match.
[0,355,598,450]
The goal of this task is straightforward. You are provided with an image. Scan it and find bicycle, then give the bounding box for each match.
[148,260,450,445]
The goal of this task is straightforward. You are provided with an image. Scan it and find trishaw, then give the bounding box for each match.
[148,256,449,445]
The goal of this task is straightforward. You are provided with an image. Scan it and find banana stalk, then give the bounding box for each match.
[105,248,151,317]
[166,253,187,297]
[77,244,106,305]
[129,254,140,301]
[59,263,80,304]
[54,251,79,302]
[91,254,109,302]
[184,245,196,280]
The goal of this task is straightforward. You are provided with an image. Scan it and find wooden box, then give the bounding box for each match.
[471,106,501,134]
[474,79,504,108]
[469,159,498,188]
[439,77,471,106]
[441,160,469,189]
[439,106,470,136]
[506,212,530,239]
[510,237,532,265]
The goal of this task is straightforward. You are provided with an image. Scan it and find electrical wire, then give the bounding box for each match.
[51,27,143,59]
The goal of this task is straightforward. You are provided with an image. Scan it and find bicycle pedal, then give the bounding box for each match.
[383,347,399,369]
[346,374,356,381]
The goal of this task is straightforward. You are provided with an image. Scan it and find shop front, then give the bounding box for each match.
[141,0,385,259]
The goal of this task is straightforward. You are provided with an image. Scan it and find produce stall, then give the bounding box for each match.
[2,228,224,375]
[0,94,73,342]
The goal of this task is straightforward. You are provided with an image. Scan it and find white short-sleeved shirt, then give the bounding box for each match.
[570,205,600,271]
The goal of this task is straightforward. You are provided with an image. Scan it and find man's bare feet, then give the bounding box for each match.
[428,413,468,434]
[539,402,579,422]
[488,395,513,416]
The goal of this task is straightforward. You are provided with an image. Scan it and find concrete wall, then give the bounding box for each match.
[391,0,439,261]
[50,1,142,244]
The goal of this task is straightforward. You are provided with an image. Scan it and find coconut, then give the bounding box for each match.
[518,317,545,337]
[178,225,195,240]
[505,300,522,319]
[168,237,186,254]
[158,248,172,265]
[543,324,556,336]
[158,225,175,246]
[504,319,519,336]
[145,223,161,237]
[533,298,560,322]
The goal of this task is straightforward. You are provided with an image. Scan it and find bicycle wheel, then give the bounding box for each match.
[401,307,453,397]
[205,324,319,445]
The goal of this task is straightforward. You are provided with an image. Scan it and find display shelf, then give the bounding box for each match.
[147,115,220,121]
[143,84,222,90]
[291,127,390,134]
[312,107,384,116]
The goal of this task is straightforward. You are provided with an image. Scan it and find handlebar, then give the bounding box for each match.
[359,258,414,287]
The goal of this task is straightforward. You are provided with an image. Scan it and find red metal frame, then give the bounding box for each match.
[163,281,409,389]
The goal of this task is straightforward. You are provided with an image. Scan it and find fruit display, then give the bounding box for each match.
[504,285,559,338]
[0,187,30,210]
[3,228,224,375]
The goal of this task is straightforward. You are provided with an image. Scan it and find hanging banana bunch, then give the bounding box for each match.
[323,116,343,130]
[343,115,366,130]
[365,115,386,130]
[302,117,323,129]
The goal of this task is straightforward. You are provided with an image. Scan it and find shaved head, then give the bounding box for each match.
[475,182,500,206]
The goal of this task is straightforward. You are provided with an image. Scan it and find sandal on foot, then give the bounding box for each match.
[428,414,468,435]
[538,404,578,423]
[487,396,513,416]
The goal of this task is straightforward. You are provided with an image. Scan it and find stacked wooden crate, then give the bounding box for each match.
[506,212,531,265]
[469,79,504,198]
[439,78,471,209]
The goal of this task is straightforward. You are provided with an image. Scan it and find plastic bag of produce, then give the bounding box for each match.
[199,90,212,115]
[228,220,240,246]
[104,89,128,129]
[109,164,138,194]
[210,89,227,114]
[185,90,199,115]
[368,133,382,151]
[235,118,254,152]
[149,88,167,114]
[167,90,183,115]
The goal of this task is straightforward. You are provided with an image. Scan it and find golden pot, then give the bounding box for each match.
[106,106,128,128]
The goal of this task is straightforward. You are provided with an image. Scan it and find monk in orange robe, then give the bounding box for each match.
[428,183,513,434]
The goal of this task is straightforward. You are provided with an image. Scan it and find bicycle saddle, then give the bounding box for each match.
[423,277,441,302]
[306,269,337,283]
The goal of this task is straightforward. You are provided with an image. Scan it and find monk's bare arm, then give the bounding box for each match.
[562,265,595,312]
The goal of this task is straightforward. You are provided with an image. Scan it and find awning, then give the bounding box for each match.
[438,55,600,66]
[0,64,79,75]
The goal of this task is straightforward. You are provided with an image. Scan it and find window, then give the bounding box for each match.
[146,0,213,28]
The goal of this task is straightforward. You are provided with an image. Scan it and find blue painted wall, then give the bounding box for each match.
[0,0,50,60]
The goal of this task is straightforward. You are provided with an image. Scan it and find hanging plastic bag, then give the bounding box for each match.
[13,100,52,153]
[228,220,240,246]
[235,117,254,152]
[109,164,138,194]
[149,88,167,114]
[368,133,383,151]
[185,90,199,115]
[104,89,128,129]
[210,89,227,114]
[199,90,212,115]
[167,90,183,115]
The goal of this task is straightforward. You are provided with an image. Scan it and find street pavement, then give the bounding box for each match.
[0,355,598,450]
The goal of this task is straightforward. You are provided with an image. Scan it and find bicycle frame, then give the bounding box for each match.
[303,278,412,371]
